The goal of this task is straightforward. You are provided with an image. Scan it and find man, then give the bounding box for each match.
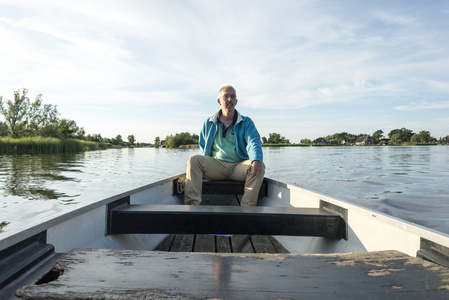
[184,85,265,206]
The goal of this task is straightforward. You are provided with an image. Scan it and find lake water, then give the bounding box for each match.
[1,146,448,235]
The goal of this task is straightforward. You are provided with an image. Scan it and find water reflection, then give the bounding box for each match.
[0,153,81,202]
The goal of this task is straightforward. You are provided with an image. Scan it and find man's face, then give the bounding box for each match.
[218,88,238,111]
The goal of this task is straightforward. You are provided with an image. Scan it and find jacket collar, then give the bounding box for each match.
[210,110,243,124]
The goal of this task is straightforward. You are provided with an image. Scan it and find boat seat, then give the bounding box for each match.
[173,178,268,198]
[107,205,347,239]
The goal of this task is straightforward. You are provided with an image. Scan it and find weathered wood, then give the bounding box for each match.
[155,234,287,254]
[231,235,254,253]
[216,236,232,253]
[154,234,174,251]
[193,234,215,253]
[109,205,347,239]
[251,235,278,253]
[16,249,449,300]
[268,236,289,253]
[170,234,194,252]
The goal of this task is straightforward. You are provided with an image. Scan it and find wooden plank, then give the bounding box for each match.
[170,234,194,252]
[268,236,289,253]
[154,234,174,251]
[251,235,278,253]
[193,235,215,253]
[17,249,449,299]
[230,235,254,253]
[109,205,347,239]
[215,236,232,253]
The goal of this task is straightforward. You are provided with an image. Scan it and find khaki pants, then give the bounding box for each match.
[184,155,265,206]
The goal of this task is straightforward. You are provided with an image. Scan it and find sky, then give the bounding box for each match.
[0,0,448,143]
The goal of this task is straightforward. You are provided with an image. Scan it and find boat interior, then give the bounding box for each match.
[2,174,449,299]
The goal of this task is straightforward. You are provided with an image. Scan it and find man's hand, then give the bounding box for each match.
[250,160,263,177]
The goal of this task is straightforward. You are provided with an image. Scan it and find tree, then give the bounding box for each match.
[267,133,290,144]
[416,131,431,143]
[115,135,123,145]
[388,128,414,143]
[372,130,384,142]
[300,139,312,145]
[154,136,160,146]
[57,119,80,139]
[0,88,59,138]
[0,121,9,136]
[329,139,339,146]
[128,134,135,146]
[0,89,30,138]
[164,132,199,148]
[262,136,267,144]
[391,133,401,144]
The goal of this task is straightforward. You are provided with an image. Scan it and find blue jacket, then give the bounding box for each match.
[199,110,263,163]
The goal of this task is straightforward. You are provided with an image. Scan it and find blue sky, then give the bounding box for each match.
[0,0,448,143]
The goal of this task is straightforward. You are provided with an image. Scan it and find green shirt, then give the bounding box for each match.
[211,123,243,162]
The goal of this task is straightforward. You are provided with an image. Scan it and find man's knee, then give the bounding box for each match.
[187,154,203,168]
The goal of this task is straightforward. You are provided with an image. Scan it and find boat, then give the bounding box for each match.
[1,174,449,299]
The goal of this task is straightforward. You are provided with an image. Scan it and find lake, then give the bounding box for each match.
[1,146,448,235]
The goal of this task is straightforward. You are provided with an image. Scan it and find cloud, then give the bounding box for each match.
[1,0,448,141]
[394,101,449,111]
[373,11,415,25]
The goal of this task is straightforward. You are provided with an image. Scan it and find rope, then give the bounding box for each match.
[177,176,186,194]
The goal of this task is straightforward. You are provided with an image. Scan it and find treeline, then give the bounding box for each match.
[300,128,441,145]
[160,132,293,148]
[262,133,290,144]
[158,132,199,148]
[0,89,141,154]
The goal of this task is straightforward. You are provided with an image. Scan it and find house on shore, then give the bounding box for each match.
[313,137,327,146]
[378,139,391,146]
[355,135,376,146]
[340,138,353,146]
[441,136,449,145]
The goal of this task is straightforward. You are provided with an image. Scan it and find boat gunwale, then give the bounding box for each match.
[265,177,449,248]
[0,174,183,252]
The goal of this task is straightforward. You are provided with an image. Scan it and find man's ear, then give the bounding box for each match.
[217,98,221,105]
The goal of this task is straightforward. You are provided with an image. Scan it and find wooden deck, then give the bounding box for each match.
[16,248,449,299]
[154,234,289,253]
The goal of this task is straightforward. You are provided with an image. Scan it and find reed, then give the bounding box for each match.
[0,137,110,154]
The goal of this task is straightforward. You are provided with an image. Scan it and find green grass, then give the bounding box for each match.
[0,137,110,154]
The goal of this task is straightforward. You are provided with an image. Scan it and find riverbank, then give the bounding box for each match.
[262,143,309,147]
[0,136,110,154]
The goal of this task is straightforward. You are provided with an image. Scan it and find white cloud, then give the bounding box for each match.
[1,0,448,141]
[394,101,449,111]
[373,11,415,25]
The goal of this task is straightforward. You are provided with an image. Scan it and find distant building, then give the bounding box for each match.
[378,139,391,146]
[355,135,376,146]
[313,137,327,146]
[441,136,449,145]
[341,138,352,146]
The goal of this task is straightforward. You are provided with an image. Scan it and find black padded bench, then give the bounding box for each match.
[174,179,268,205]
[173,179,268,198]
[108,205,347,239]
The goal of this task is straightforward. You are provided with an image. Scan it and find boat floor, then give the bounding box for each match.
[16,248,449,299]
[154,234,289,253]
